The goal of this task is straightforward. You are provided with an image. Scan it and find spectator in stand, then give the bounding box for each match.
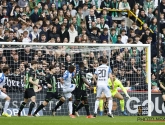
[151,57,161,74]
[68,23,78,43]
[121,29,128,44]
[143,0,155,14]
[119,0,130,17]
[85,8,97,31]
[118,67,130,87]
[133,67,147,90]
[151,73,159,91]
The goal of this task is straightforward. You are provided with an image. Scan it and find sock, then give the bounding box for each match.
[18,102,26,114]
[108,99,113,114]
[99,100,103,112]
[68,101,72,115]
[34,104,44,114]
[54,101,64,111]
[3,101,10,114]
[94,99,99,114]
[72,101,79,115]
[104,101,108,114]
[76,103,84,111]
[84,102,90,116]
[164,101,165,107]
[120,100,125,112]
[28,102,35,115]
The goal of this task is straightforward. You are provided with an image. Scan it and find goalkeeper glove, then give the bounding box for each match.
[126,94,131,99]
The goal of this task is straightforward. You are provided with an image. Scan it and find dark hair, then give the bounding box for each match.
[31,60,38,65]
[79,62,84,68]
[117,35,121,38]
[49,65,55,71]
[2,66,10,73]
[102,58,107,63]
[69,65,75,70]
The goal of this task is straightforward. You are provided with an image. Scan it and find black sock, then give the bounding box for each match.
[54,101,64,111]
[18,102,26,114]
[72,101,79,115]
[76,103,84,112]
[84,103,90,116]
[164,101,165,107]
[34,104,44,115]
[28,102,35,115]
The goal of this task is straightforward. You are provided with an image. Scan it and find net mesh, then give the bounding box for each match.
[0,44,149,116]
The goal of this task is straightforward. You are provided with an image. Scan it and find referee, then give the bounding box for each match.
[159,66,165,107]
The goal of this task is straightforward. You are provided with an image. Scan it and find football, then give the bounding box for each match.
[86,73,93,79]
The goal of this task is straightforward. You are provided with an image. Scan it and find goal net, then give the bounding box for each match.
[0,43,151,116]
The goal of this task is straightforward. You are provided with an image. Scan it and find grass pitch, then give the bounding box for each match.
[0,116,164,125]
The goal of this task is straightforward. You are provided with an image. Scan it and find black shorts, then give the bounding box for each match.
[45,92,62,102]
[24,88,35,99]
[74,89,87,101]
[80,90,88,101]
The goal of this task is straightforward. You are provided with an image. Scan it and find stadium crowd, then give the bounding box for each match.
[0,0,164,92]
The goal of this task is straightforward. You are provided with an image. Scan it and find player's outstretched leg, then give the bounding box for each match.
[84,100,94,118]
[28,96,36,116]
[2,96,11,117]
[68,98,73,116]
[75,102,84,117]
[120,100,127,116]
[93,99,99,117]
[107,98,114,118]
[70,100,80,118]
[99,100,104,116]
[52,97,65,116]
[28,102,35,116]
[18,102,26,116]
[114,92,128,116]
[33,101,48,116]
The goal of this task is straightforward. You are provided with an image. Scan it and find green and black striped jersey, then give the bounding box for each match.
[44,73,57,92]
[25,68,36,89]
[72,70,86,90]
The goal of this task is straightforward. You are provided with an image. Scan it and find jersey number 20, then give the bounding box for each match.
[98,69,106,78]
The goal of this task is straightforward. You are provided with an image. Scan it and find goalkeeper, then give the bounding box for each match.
[101,74,130,116]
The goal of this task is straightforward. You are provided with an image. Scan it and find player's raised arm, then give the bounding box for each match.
[28,70,39,87]
[118,80,130,99]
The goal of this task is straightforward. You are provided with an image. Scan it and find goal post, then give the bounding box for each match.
[0,42,151,116]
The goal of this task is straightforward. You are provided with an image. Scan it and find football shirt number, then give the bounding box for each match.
[98,69,106,78]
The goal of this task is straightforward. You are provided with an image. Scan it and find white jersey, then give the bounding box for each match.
[63,70,74,89]
[0,73,6,87]
[95,64,112,86]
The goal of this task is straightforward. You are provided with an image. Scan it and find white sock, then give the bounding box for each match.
[108,99,113,114]
[3,100,10,114]
[94,100,99,114]
[68,101,72,115]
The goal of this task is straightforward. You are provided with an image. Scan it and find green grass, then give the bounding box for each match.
[0,116,165,125]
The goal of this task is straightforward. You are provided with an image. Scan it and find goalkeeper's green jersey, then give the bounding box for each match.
[108,78,127,93]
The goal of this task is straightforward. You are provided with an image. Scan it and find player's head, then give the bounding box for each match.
[111,73,116,80]
[2,66,10,75]
[68,65,75,73]
[79,62,84,69]
[31,60,38,69]
[49,65,56,73]
[102,58,107,64]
